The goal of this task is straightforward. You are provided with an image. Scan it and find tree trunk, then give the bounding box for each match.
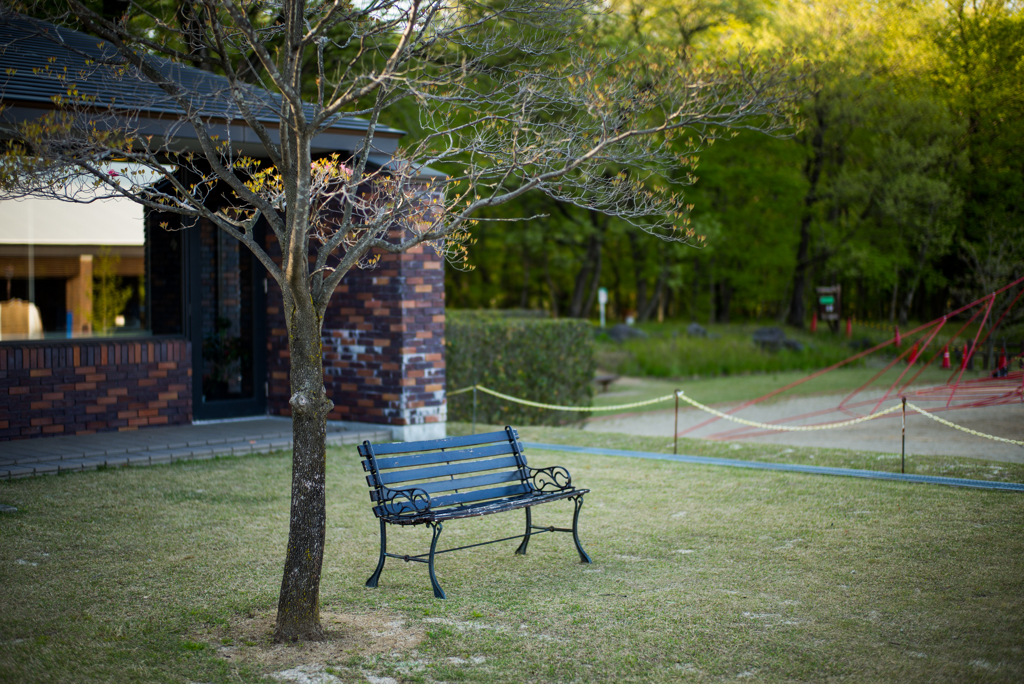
[274,292,333,642]
[542,248,560,317]
[899,276,916,328]
[628,231,648,317]
[583,241,602,319]
[787,94,827,329]
[274,124,331,642]
[889,266,899,324]
[718,280,733,324]
[519,240,530,309]
[568,234,598,317]
[568,213,606,318]
[707,256,715,326]
[691,258,700,322]
[787,218,811,328]
[638,255,669,323]
[899,226,935,327]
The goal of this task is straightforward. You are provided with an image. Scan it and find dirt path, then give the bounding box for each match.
[585,392,1024,463]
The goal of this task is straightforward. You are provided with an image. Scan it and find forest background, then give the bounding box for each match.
[415,0,1024,330]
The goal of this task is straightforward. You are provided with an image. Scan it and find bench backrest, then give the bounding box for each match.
[360,427,532,519]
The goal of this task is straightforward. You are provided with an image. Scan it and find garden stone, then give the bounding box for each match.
[686,323,708,337]
[752,326,787,351]
[607,323,648,343]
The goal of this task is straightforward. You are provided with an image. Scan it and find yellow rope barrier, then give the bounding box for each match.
[675,392,1022,445]
[906,401,1024,447]
[476,385,676,412]
[449,385,675,411]
[673,392,903,431]
[448,385,1023,446]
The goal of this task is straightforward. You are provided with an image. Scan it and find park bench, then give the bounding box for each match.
[359,426,592,598]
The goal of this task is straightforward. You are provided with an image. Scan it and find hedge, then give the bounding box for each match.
[445,311,596,426]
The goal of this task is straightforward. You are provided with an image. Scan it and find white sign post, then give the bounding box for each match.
[598,287,608,328]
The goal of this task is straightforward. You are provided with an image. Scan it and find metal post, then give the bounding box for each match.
[901,397,906,474]
[674,390,680,455]
[1017,342,1024,400]
[472,386,477,435]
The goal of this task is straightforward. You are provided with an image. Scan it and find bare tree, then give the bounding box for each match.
[1,0,798,640]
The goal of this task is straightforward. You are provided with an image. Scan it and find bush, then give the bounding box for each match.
[446,311,596,425]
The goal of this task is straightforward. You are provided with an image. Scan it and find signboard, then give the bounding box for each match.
[816,285,841,330]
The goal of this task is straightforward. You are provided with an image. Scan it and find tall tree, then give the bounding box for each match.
[1,0,797,640]
[934,0,1024,302]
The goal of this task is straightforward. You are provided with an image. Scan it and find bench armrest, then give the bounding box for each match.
[380,486,432,517]
[528,465,573,492]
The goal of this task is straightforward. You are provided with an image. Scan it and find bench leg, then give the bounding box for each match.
[427,522,446,599]
[572,495,593,564]
[366,519,387,588]
[515,506,532,555]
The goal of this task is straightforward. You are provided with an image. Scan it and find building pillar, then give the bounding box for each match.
[265,236,446,442]
[65,254,93,335]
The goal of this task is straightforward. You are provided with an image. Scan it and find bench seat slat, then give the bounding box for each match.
[377,455,521,486]
[371,442,516,471]
[361,430,516,456]
[429,483,531,509]
[432,488,587,521]
[374,488,589,523]
[376,483,532,516]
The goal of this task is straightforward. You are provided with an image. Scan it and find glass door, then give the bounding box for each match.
[187,219,266,420]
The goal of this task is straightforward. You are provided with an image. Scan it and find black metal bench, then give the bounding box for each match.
[359,426,592,598]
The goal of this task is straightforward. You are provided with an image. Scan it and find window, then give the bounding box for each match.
[0,194,149,341]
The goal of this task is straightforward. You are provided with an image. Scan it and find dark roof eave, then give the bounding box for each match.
[0,96,404,138]
[0,100,403,158]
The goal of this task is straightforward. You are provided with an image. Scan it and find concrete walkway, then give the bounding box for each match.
[0,417,391,480]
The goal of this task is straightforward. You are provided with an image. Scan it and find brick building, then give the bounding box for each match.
[0,14,446,442]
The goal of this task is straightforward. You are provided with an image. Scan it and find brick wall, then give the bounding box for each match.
[266,235,446,437]
[0,338,192,440]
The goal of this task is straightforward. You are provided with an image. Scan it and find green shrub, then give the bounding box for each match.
[446,311,596,425]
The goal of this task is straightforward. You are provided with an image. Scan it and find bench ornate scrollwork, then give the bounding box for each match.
[381,486,432,517]
[529,465,572,492]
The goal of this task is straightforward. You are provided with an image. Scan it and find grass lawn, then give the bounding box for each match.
[2,431,1023,683]
[594,322,888,379]
[593,320,999,386]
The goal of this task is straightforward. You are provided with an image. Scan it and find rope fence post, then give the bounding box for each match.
[674,389,680,455]
[901,396,906,474]
[472,386,477,435]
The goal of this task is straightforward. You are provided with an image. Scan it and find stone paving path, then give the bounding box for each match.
[0,417,391,480]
